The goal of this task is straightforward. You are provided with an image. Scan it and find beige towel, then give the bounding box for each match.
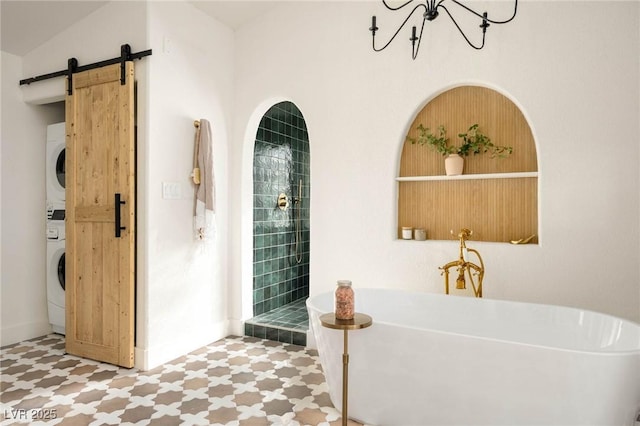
[194,119,215,240]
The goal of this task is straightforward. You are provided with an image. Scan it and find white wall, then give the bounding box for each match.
[1,51,64,345]
[231,1,640,323]
[142,1,232,368]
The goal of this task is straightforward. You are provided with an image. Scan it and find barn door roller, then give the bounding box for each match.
[19,43,152,95]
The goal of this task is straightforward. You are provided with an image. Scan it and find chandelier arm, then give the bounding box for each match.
[449,0,518,24]
[412,17,428,60]
[439,5,486,50]
[382,0,414,11]
[373,3,428,52]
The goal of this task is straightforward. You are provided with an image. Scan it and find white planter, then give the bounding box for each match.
[445,153,464,176]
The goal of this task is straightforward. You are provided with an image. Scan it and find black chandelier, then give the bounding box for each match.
[369,0,518,60]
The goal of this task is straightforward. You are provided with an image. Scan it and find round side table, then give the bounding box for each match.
[320,313,372,426]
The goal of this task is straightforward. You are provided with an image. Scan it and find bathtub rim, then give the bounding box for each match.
[307,288,640,356]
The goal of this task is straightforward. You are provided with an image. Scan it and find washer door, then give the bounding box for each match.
[47,244,65,308]
[57,252,65,291]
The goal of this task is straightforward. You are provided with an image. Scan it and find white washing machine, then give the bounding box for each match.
[46,122,66,203]
[46,204,65,335]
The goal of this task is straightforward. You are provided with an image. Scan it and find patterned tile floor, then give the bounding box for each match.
[1,334,362,425]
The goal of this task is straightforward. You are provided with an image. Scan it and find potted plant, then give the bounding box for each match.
[457,124,513,158]
[408,124,512,176]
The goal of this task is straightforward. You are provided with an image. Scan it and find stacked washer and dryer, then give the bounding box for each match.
[46,122,66,335]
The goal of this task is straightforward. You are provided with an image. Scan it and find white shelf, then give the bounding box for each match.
[396,171,538,182]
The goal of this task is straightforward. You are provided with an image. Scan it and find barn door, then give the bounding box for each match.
[65,62,135,367]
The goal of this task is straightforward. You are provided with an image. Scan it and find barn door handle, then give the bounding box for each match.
[115,193,126,238]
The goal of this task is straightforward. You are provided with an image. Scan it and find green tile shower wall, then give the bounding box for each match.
[253,102,310,316]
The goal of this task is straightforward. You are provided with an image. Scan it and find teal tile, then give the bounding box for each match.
[253,325,266,339]
[267,327,279,341]
[292,332,306,346]
[278,329,292,344]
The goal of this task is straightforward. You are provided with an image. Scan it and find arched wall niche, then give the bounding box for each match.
[397,85,538,243]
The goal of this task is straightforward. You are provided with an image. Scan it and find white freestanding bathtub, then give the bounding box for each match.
[307,288,640,426]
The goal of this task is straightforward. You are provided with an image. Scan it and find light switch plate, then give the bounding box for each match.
[162,182,182,200]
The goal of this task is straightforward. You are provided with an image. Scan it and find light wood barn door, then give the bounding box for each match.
[65,62,135,367]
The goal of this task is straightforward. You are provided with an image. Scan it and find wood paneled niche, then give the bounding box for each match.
[398,85,538,243]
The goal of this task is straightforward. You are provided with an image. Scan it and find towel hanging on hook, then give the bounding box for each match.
[192,119,215,240]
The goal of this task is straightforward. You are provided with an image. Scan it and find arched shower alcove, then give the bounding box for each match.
[244,101,310,346]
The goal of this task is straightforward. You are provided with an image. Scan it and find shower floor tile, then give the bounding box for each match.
[245,299,309,345]
[248,298,309,332]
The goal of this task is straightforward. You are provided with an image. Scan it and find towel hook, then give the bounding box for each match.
[192,119,201,184]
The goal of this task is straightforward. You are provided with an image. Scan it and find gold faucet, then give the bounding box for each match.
[440,228,485,297]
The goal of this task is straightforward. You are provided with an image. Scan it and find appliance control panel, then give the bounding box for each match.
[47,227,59,240]
[47,208,65,221]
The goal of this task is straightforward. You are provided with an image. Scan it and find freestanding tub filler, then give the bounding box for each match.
[307,288,640,425]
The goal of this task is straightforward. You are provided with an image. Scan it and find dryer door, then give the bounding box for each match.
[55,149,65,189]
[46,122,66,203]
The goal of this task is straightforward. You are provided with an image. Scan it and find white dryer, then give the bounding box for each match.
[46,204,65,335]
[46,122,66,203]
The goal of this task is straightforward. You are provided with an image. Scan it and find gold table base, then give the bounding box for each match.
[320,313,372,426]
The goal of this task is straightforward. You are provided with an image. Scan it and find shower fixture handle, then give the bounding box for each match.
[277,193,289,211]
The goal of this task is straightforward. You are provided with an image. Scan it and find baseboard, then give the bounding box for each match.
[1,321,52,347]
[134,319,228,371]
